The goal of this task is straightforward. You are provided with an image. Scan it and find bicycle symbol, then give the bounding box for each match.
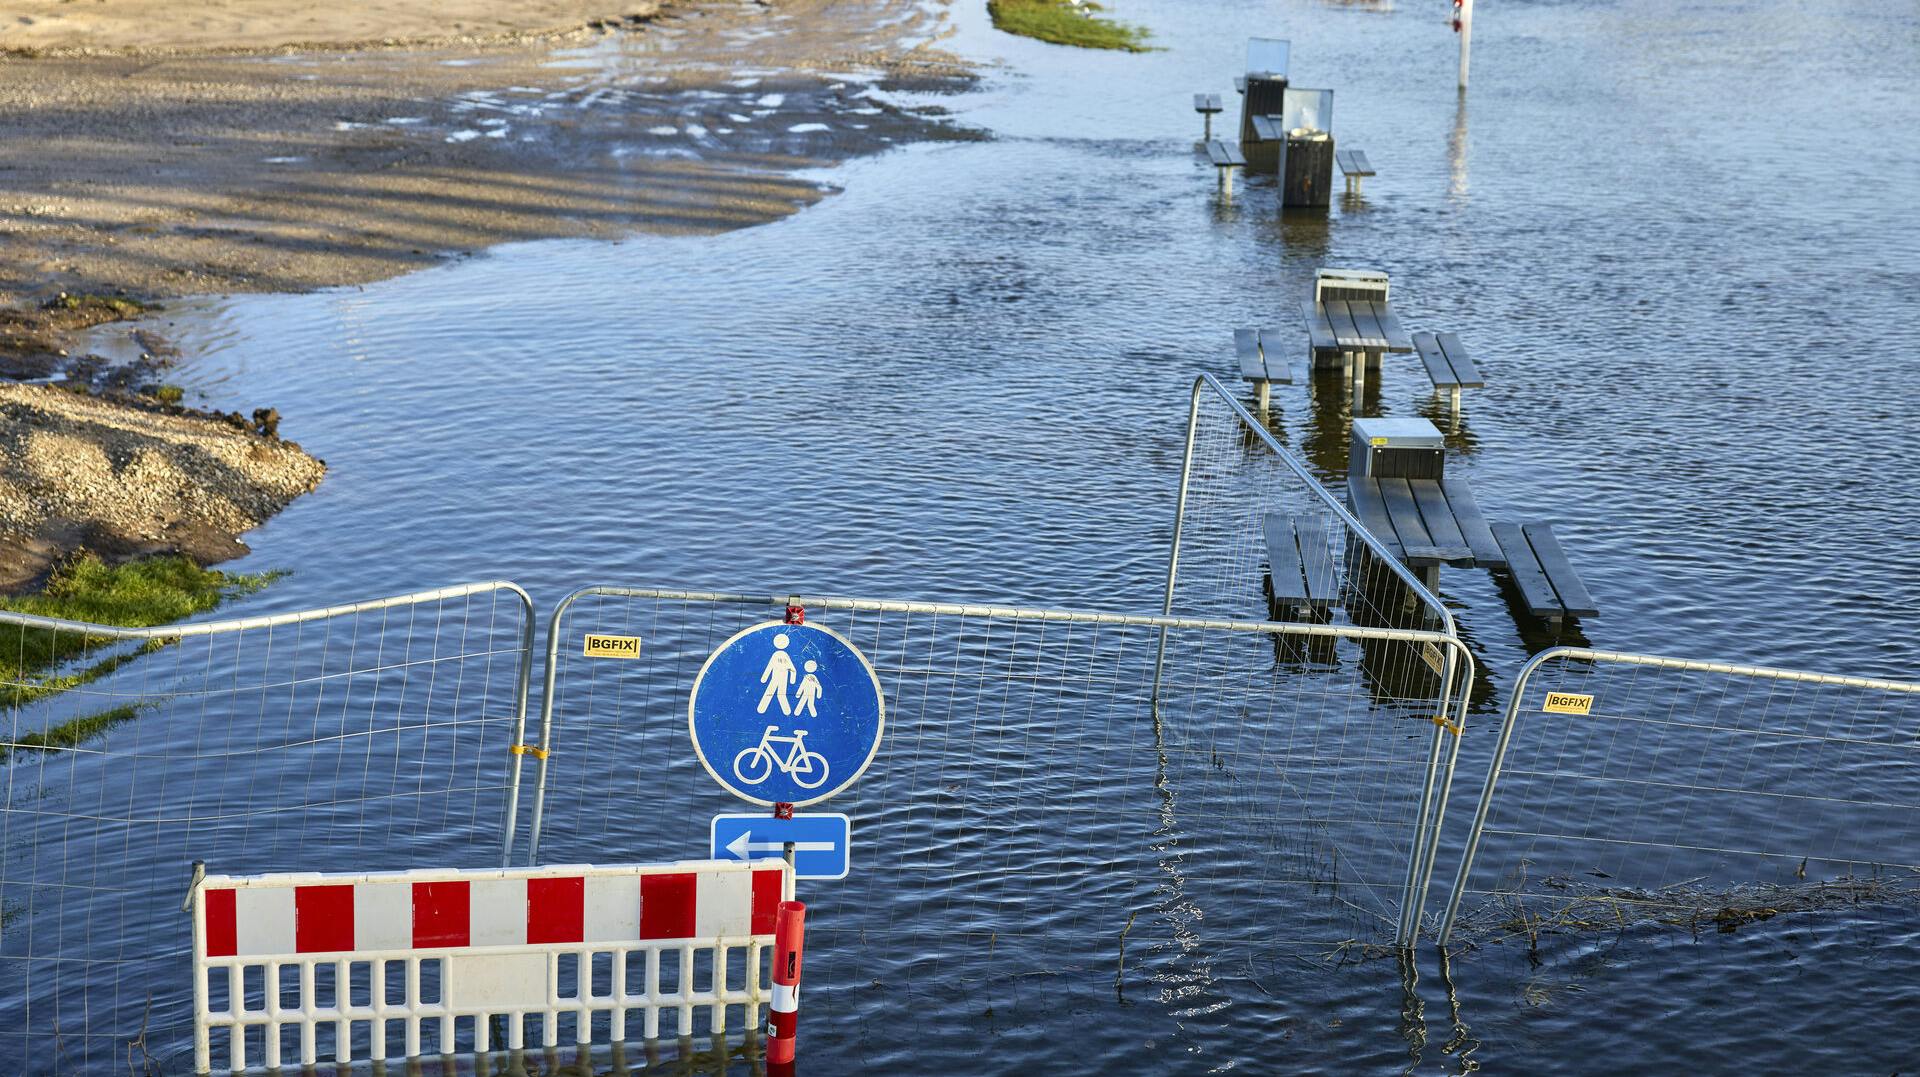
[732,725,831,790]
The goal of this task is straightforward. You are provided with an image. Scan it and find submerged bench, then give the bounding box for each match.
[1336,149,1375,195]
[1193,93,1223,139]
[1411,331,1484,417]
[1263,513,1340,620]
[1205,140,1247,197]
[1234,327,1292,408]
[1490,522,1598,628]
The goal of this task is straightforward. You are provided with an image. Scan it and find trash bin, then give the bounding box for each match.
[1237,38,1290,172]
[1277,88,1335,208]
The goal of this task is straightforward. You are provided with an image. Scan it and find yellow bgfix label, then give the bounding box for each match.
[583,634,642,659]
[1543,692,1594,715]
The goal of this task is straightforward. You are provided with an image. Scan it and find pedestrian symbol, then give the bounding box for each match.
[689,620,885,806]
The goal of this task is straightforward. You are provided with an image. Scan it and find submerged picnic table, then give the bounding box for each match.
[1347,473,1503,571]
[1347,473,1598,626]
[1300,297,1414,401]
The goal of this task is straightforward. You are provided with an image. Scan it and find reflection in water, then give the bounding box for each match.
[1448,92,1469,202]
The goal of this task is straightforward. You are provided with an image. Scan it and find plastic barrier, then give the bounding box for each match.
[190,859,793,1072]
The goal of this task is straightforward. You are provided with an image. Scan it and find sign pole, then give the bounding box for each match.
[1457,0,1473,90]
[775,604,804,871]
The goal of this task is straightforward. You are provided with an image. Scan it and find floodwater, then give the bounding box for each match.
[47,0,1920,1071]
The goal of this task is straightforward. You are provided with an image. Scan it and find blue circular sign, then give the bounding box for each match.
[688,620,885,807]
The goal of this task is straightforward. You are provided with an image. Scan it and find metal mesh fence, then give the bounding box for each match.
[1160,373,1456,639]
[1437,648,1920,947]
[524,587,1471,1059]
[1156,373,1472,939]
[0,581,534,1075]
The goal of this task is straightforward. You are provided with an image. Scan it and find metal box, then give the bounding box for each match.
[1350,417,1446,483]
[1315,268,1390,303]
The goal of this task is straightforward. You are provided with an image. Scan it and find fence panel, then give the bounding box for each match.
[0,581,535,1074]
[524,586,1471,1064]
[1157,373,1472,938]
[1437,648,1920,947]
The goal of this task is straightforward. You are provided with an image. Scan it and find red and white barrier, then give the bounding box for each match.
[190,860,792,1073]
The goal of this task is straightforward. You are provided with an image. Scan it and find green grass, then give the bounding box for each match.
[1,704,141,763]
[987,0,1153,51]
[151,384,185,405]
[0,554,280,697]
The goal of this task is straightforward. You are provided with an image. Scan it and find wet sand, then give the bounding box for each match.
[1,0,972,308]
[0,0,972,587]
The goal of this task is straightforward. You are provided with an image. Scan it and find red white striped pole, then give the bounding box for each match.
[766,900,807,1066]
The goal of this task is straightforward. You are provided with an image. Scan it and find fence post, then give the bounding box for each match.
[1151,377,1207,702]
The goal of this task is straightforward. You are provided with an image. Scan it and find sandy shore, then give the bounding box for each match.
[0,0,972,588]
[3,1,674,55]
[1,0,971,308]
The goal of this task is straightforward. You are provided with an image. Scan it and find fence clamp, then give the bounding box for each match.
[511,743,549,759]
[1429,715,1462,737]
[181,860,206,913]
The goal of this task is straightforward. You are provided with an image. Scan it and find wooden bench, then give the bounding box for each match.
[1411,331,1484,417]
[1263,513,1341,620]
[1335,148,1375,195]
[1204,140,1247,197]
[1193,93,1223,139]
[1490,522,1598,628]
[1234,327,1291,408]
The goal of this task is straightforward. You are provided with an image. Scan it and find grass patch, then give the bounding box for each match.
[2,703,141,763]
[150,384,185,405]
[987,0,1153,51]
[0,554,280,696]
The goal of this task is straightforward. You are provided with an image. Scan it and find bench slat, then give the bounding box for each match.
[1409,479,1476,565]
[1441,476,1506,566]
[1435,331,1484,388]
[1255,328,1292,384]
[1378,477,1444,563]
[1251,114,1283,141]
[1523,523,1598,617]
[1205,140,1231,167]
[1193,93,1223,113]
[1234,328,1267,382]
[1294,517,1341,603]
[1413,331,1461,389]
[1342,300,1390,351]
[1263,513,1312,607]
[1348,149,1375,175]
[1491,522,1563,618]
[1347,477,1405,561]
[1368,300,1413,352]
[1322,300,1365,352]
[1300,299,1339,354]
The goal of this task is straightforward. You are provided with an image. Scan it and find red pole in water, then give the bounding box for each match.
[767,900,807,1066]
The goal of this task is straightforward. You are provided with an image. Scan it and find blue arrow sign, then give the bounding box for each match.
[710,813,852,881]
[688,620,885,806]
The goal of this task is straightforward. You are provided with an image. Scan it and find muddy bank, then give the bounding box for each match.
[0,383,325,591]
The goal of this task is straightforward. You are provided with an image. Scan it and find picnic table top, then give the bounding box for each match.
[1347,473,1505,569]
[1300,298,1415,354]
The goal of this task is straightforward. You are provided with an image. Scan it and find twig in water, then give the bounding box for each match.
[1115,911,1139,998]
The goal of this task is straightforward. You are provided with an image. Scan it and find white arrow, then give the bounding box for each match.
[725,831,834,860]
